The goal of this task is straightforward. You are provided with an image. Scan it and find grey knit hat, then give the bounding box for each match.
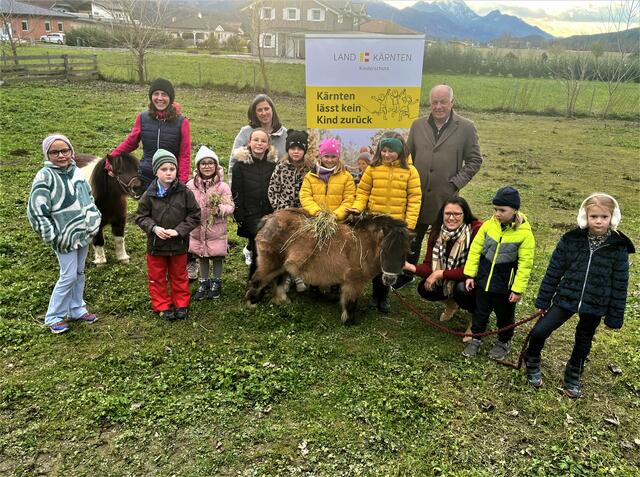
[152,149,178,175]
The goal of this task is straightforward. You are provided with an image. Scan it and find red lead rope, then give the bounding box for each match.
[391,289,544,370]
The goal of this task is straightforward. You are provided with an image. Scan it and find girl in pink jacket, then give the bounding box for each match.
[187,146,235,299]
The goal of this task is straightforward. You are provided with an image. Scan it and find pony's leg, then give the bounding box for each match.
[112,220,129,263]
[93,226,107,266]
[271,273,290,305]
[340,282,365,325]
[245,255,285,305]
[114,237,129,263]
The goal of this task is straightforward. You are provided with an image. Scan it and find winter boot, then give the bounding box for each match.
[209,279,222,299]
[563,361,584,398]
[193,279,209,301]
[524,353,543,388]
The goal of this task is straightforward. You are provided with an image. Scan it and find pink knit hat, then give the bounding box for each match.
[319,138,341,157]
[42,133,74,162]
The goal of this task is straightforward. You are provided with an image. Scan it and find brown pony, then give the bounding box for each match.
[77,153,143,265]
[245,209,413,324]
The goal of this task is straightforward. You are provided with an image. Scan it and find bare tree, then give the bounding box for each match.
[547,44,591,118]
[597,0,640,118]
[0,0,27,64]
[244,0,271,96]
[105,0,169,84]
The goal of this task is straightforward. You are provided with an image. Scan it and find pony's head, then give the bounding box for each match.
[106,153,144,199]
[348,213,413,286]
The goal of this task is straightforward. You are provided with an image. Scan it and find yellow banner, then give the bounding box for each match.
[306,86,421,129]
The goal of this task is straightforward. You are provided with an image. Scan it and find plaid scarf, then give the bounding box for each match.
[432,223,472,296]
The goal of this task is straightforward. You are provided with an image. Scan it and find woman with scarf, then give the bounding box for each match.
[404,197,482,341]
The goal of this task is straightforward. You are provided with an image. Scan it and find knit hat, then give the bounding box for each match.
[492,186,521,210]
[357,151,371,163]
[379,137,404,154]
[194,145,219,169]
[149,78,175,104]
[42,133,74,162]
[152,149,178,175]
[577,192,621,231]
[319,138,341,157]
[285,129,309,154]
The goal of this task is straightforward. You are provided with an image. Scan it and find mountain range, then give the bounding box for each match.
[367,0,554,42]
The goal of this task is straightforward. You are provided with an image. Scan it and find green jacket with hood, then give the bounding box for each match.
[463,214,535,294]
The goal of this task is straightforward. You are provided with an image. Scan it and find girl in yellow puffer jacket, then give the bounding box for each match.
[350,132,422,230]
[300,138,355,220]
[348,132,422,313]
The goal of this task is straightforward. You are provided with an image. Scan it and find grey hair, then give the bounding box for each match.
[429,84,454,102]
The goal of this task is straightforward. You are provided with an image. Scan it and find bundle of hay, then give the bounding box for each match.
[207,193,225,226]
[283,210,338,251]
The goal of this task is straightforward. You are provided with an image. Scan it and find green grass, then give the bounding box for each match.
[7,44,640,119]
[1,82,639,476]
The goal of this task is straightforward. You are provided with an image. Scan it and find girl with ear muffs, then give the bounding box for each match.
[524,193,635,398]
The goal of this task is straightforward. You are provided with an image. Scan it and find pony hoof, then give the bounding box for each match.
[245,301,258,309]
[93,260,107,267]
[117,258,130,264]
[272,296,291,305]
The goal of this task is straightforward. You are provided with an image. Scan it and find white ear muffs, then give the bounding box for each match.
[576,193,621,231]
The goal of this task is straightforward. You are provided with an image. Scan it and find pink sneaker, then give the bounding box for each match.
[70,312,98,324]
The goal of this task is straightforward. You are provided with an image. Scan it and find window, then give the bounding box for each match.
[259,33,274,48]
[44,21,51,32]
[21,20,28,31]
[57,22,64,32]
[307,8,325,21]
[260,7,274,20]
[283,8,299,21]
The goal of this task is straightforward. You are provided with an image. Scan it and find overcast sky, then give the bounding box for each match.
[384,1,635,37]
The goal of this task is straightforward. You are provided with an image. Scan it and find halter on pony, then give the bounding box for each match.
[105,157,142,199]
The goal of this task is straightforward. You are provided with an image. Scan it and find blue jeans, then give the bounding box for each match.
[44,245,89,325]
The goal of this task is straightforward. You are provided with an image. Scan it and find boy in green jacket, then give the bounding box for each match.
[462,187,535,359]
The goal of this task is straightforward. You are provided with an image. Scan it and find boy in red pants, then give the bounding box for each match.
[135,149,200,320]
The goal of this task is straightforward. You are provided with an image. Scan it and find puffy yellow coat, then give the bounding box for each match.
[352,161,422,229]
[300,170,355,220]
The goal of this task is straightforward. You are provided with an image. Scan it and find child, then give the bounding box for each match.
[300,138,355,221]
[525,193,634,398]
[267,129,314,293]
[134,149,200,321]
[231,128,278,279]
[187,146,234,300]
[462,186,535,359]
[348,132,422,312]
[28,134,102,334]
[350,148,372,186]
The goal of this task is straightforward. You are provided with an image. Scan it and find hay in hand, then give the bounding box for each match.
[282,210,338,251]
[206,193,226,226]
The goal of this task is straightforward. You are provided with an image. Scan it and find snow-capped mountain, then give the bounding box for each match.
[367,0,554,41]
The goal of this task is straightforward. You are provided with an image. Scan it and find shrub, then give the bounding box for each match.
[65,27,116,48]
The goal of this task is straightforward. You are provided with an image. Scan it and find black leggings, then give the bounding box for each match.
[471,290,517,343]
[526,306,601,368]
[417,280,475,312]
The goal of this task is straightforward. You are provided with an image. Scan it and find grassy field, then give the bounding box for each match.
[1,81,639,476]
[6,44,640,119]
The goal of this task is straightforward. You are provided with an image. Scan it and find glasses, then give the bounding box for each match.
[444,212,463,218]
[199,162,216,167]
[48,148,72,157]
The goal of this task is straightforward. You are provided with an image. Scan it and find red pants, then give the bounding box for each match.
[146,254,190,311]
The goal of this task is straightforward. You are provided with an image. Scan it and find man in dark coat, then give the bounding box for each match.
[395,84,483,289]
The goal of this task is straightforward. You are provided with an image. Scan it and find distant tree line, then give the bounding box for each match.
[424,42,640,83]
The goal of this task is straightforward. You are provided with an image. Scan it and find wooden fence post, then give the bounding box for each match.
[63,55,69,80]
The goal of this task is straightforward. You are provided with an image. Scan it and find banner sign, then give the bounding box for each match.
[305,34,424,162]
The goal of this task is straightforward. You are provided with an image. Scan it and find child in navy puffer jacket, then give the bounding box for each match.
[525,193,635,398]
